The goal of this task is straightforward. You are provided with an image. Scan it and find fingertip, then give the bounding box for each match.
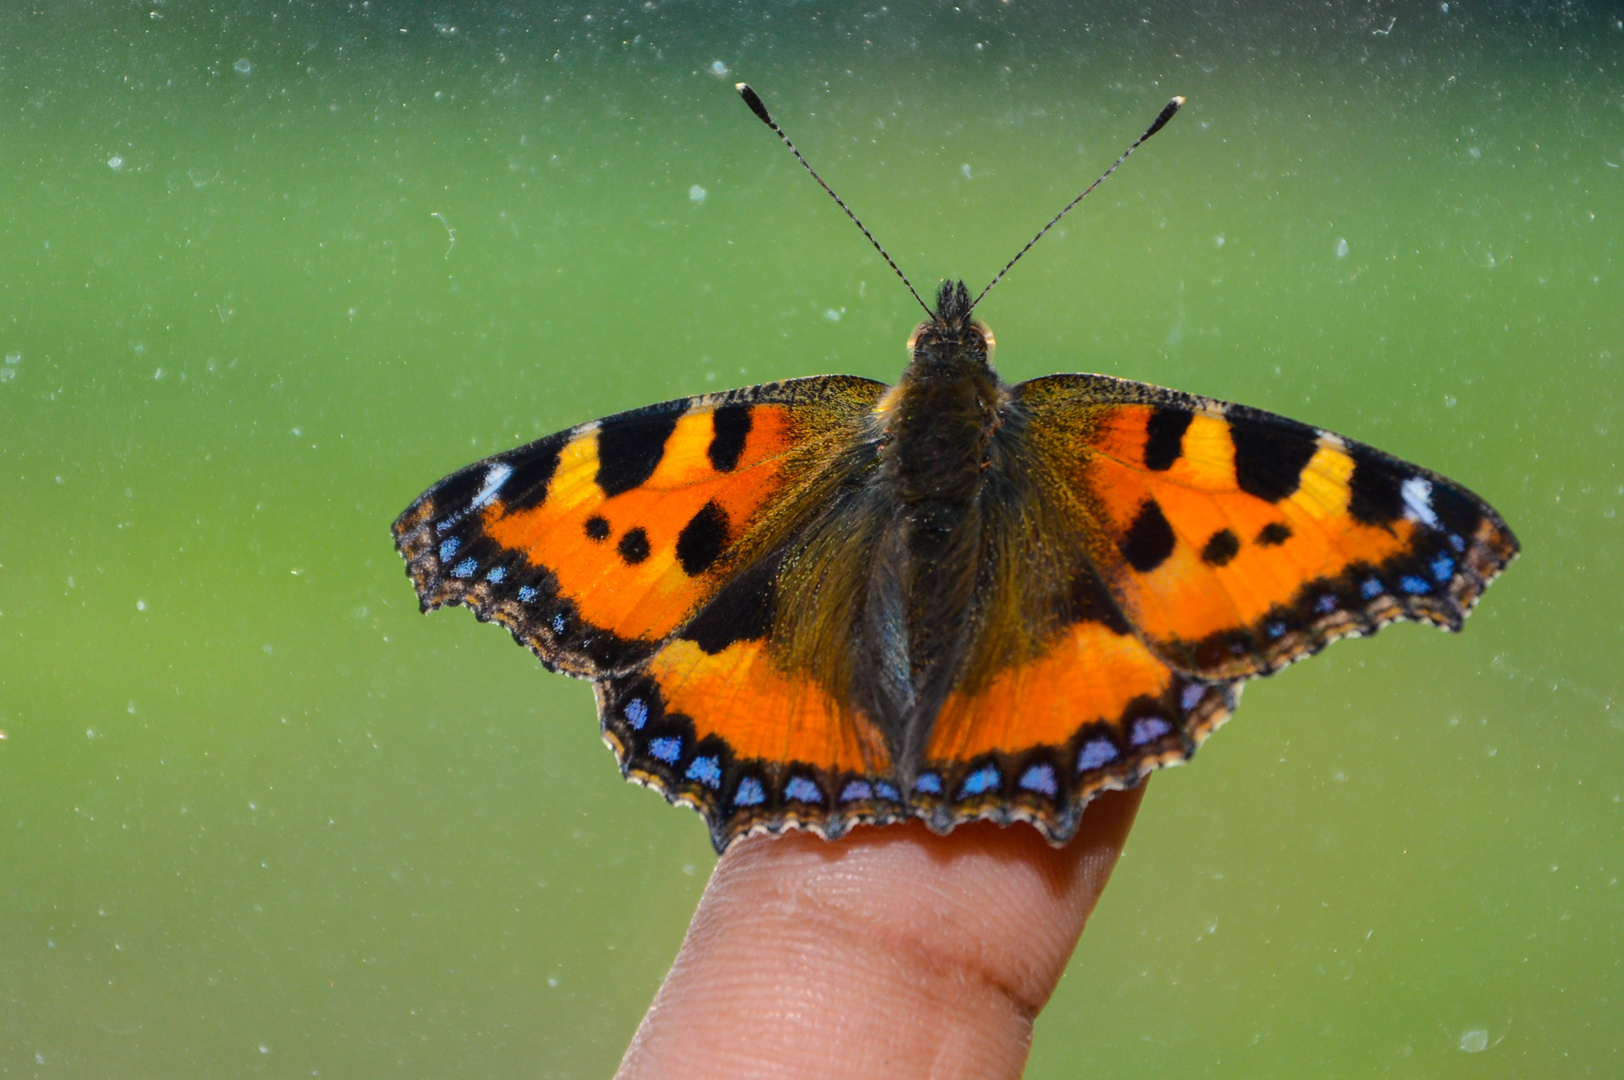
[619,788,1146,1079]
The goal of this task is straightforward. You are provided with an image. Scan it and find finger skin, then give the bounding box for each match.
[616,785,1145,1080]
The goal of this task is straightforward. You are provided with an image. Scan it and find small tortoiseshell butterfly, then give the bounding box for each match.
[394,88,1518,853]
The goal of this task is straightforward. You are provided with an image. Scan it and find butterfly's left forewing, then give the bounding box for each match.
[1016,373,1519,679]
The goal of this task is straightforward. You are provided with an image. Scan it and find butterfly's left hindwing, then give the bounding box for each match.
[901,373,1517,846]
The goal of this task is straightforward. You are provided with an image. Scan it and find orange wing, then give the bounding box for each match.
[393,376,904,849]
[901,374,1517,844]
[395,376,884,674]
[1013,374,1518,679]
[915,614,1239,842]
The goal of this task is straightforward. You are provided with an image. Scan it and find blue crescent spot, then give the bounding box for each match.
[1400,574,1431,595]
[686,755,722,788]
[517,585,538,602]
[438,537,461,560]
[451,558,478,578]
[1130,716,1172,746]
[839,780,873,802]
[874,781,901,802]
[648,736,682,764]
[784,777,823,804]
[958,764,1001,798]
[1077,738,1119,773]
[485,566,506,583]
[1361,577,1384,599]
[959,765,1001,798]
[551,613,567,634]
[1316,593,1339,614]
[1181,683,1206,712]
[623,698,649,730]
[1431,553,1456,582]
[1448,532,1466,553]
[734,776,765,807]
[913,773,942,795]
[1266,620,1288,639]
[1017,763,1058,796]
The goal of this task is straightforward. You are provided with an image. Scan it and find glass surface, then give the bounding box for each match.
[1,4,1618,1076]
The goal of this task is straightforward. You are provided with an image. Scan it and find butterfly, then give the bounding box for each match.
[393,88,1518,853]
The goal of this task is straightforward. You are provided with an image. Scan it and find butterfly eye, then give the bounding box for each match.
[977,323,996,364]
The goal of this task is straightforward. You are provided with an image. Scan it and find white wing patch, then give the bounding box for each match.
[1401,476,1439,528]
[471,461,514,510]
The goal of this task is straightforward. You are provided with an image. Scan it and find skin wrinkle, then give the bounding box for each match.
[818,832,1070,992]
[748,863,1039,1031]
[636,879,1021,1076]
[616,787,1143,1079]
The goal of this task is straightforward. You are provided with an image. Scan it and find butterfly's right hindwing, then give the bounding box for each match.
[395,374,918,850]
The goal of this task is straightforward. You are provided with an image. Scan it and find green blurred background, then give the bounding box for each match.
[1,3,1619,1076]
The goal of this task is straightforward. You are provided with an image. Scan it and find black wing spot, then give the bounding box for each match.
[618,527,651,565]
[1256,521,1292,546]
[683,554,777,654]
[1347,447,1406,525]
[1230,415,1318,502]
[1068,565,1132,635]
[584,515,611,542]
[1143,407,1194,471]
[708,405,752,473]
[597,414,679,497]
[675,501,729,577]
[1201,528,1241,566]
[498,441,564,513]
[1429,477,1485,539]
[418,467,496,522]
[1120,498,1176,573]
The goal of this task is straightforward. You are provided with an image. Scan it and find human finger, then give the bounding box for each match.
[616,784,1145,1079]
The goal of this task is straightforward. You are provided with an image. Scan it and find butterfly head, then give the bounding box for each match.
[907,279,996,373]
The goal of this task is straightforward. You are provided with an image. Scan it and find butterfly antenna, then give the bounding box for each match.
[737,83,931,317]
[970,96,1185,312]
